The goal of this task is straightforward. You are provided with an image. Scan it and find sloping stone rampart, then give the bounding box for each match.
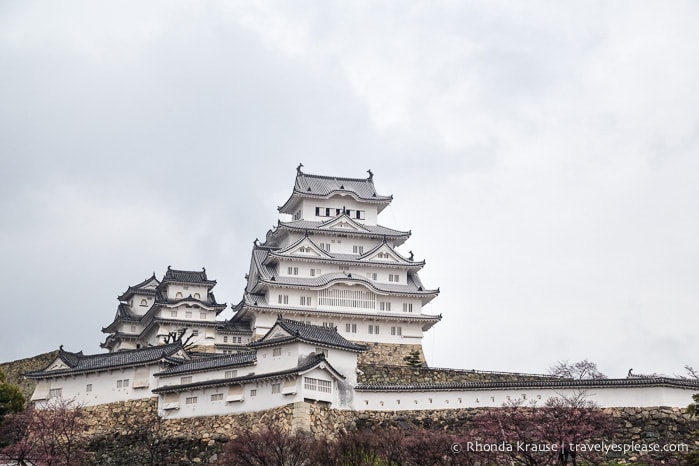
[358,363,558,385]
[356,342,425,365]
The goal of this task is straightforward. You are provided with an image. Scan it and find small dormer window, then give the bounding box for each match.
[176,291,183,299]
[194,293,201,299]
[140,299,148,306]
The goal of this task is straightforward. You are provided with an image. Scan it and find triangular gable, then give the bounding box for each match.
[358,241,419,265]
[361,243,402,263]
[276,236,332,259]
[299,359,346,382]
[46,357,70,371]
[261,324,293,342]
[139,276,160,290]
[318,215,370,233]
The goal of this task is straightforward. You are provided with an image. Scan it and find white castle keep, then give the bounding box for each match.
[26,167,699,417]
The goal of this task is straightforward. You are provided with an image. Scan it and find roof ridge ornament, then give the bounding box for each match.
[296,163,304,174]
[367,169,373,180]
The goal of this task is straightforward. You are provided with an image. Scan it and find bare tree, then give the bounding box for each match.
[548,360,606,380]
[0,398,90,466]
[472,393,616,466]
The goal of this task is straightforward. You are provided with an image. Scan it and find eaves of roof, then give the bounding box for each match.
[355,377,699,392]
[152,354,343,393]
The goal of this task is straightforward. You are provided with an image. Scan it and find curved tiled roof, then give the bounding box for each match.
[278,169,393,215]
[161,267,217,286]
[155,351,257,376]
[117,274,160,301]
[252,267,439,300]
[250,317,368,352]
[153,353,344,394]
[275,220,410,241]
[26,342,186,378]
[355,377,699,392]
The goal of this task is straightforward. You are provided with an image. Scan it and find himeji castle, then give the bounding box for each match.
[26,167,699,418]
[223,164,441,364]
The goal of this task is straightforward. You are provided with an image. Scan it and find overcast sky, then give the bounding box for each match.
[1,1,698,379]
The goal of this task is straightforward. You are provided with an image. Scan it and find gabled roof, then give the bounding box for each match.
[155,351,257,376]
[161,267,217,287]
[247,259,439,302]
[117,274,160,301]
[271,220,410,245]
[152,353,345,394]
[101,303,140,333]
[278,167,393,215]
[317,215,371,233]
[274,234,333,259]
[249,317,367,352]
[26,342,187,378]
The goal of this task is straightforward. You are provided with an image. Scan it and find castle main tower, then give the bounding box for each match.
[226,165,440,364]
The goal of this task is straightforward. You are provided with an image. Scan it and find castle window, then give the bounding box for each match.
[250,389,257,397]
[367,272,377,280]
[171,310,177,318]
[200,312,207,319]
[225,370,237,378]
[325,208,331,216]
[356,210,365,220]
[272,383,281,394]
[388,274,399,282]
[318,288,375,309]
[391,326,402,336]
[315,207,320,216]
[194,293,201,299]
[48,388,62,398]
[185,396,197,405]
[181,376,192,384]
[379,302,391,311]
[320,243,330,252]
[315,348,328,357]
[273,348,282,357]
[236,337,243,344]
[186,311,192,318]
[345,323,357,333]
[403,303,413,313]
[304,377,331,393]
[211,393,223,401]
[140,299,148,306]
[116,379,129,388]
[300,296,312,306]
[223,336,228,343]
[287,267,299,275]
[310,268,321,276]
[176,291,183,298]
[278,294,289,305]
[86,384,92,392]
[339,265,350,271]
[368,325,380,335]
[192,330,199,337]
[353,245,364,254]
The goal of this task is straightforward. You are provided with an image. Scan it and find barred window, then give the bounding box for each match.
[318,287,375,309]
[304,377,332,393]
[211,393,223,401]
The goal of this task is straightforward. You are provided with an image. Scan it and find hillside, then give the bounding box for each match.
[0,351,58,399]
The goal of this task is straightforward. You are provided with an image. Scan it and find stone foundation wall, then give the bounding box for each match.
[358,364,558,385]
[356,342,425,365]
[307,404,699,464]
[72,398,699,464]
